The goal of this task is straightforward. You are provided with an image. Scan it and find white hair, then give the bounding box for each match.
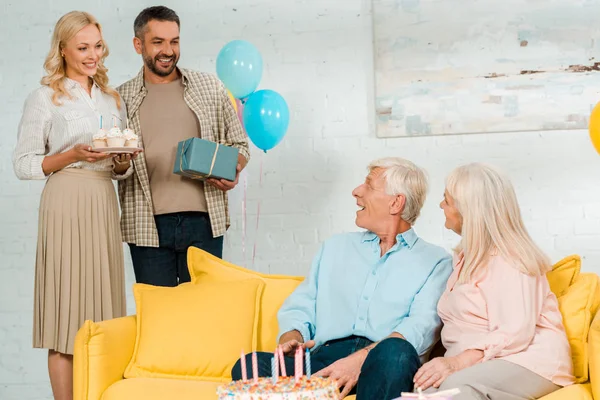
[446,162,551,283]
[368,157,428,225]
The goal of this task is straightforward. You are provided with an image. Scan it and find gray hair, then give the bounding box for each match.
[368,157,429,225]
[134,6,180,39]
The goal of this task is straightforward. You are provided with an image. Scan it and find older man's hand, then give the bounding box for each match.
[280,339,315,356]
[278,330,315,356]
[315,350,368,398]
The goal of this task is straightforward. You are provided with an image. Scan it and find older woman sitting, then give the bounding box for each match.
[414,162,574,400]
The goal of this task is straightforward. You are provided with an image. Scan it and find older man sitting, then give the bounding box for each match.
[232,157,452,399]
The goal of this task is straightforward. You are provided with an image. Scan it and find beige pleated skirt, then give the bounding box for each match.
[34,168,126,355]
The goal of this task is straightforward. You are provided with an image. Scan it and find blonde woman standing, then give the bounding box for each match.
[414,163,574,399]
[13,11,130,400]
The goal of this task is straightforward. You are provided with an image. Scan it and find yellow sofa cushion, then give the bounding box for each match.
[124,279,264,382]
[188,247,304,351]
[588,303,600,400]
[102,378,221,400]
[556,273,599,383]
[537,383,593,400]
[547,255,581,297]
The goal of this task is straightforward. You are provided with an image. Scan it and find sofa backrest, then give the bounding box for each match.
[187,247,600,383]
[187,247,304,352]
[547,256,600,383]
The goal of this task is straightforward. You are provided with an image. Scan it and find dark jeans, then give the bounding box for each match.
[129,212,223,287]
[231,336,420,400]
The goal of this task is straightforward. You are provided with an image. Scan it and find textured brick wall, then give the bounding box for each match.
[1,0,599,398]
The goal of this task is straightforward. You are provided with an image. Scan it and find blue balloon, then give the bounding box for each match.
[243,90,290,152]
[216,40,263,99]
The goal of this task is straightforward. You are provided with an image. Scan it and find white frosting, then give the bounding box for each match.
[123,128,138,141]
[217,377,339,400]
[217,388,335,400]
[107,127,122,138]
[93,129,108,140]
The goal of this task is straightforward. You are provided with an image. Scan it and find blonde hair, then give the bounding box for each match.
[41,11,120,107]
[446,162,551,283]
[368,157,428,225]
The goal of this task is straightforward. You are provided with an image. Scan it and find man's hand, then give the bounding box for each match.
[207,163,241,192]
[315,350,368,398]
[278,330,314,356]
[280,339,315,356]
[413,356,459,391]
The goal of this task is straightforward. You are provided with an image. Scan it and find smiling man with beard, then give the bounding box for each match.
[116,6,250,287]
[232,157,453,399]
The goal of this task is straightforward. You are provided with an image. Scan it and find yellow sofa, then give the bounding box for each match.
[74,249,600,400]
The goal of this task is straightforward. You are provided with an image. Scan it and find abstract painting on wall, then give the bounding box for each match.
[372,0,600,137]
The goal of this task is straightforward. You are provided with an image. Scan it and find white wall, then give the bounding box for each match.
[1,0,599,398]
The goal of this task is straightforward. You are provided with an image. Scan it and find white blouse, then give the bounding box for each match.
[13,78,128,180]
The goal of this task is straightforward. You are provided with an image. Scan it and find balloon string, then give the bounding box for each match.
[252,155,264,269]
[242,171,248,266]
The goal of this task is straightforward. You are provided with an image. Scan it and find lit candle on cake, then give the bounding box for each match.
[252,351,259,384]
[240,350,247,382]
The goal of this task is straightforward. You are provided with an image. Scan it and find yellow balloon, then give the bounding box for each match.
[227,89,238,113]
[590,102,600,155]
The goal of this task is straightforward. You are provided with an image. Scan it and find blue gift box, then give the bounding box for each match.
[173,138,239,181]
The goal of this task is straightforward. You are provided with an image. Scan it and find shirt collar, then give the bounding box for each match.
[64,77,100,90]
[361,228,419,249]
[133,66,190,94]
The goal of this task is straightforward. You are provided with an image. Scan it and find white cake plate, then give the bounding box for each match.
[91,147,143,154]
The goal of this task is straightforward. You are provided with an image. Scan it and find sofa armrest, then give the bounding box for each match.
[74,316,137,400]
[589,311,600,400]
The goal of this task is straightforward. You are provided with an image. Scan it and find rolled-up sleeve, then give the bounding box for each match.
[111,97,135,181]
[218,80,250,163]
[393,255,453,355]
[465,260,541,362]
[13,90,51,180]
[276,245,323,343]
[111,164,134,181]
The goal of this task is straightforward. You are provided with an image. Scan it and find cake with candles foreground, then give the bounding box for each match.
[217,346,339,400]
[216,376,339,400]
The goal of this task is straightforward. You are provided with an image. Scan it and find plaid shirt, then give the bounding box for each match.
[116,68,250,247]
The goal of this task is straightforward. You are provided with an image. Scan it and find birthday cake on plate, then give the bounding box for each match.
[218,346,339,399]
[216,376,339,400]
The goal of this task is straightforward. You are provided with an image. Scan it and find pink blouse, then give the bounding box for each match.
[437,252,575,387]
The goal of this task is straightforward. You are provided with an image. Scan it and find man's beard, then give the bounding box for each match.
[142,50,178,77]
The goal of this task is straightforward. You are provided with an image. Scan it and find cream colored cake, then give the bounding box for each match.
[123,128,139,147]
[107,126,125,147]
[217,376,339,400]
[92,128,108,148]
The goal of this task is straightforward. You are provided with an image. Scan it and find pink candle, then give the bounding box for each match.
[294,346,303,381]
[252,351,259,384]
[278,346,287,377]
[240,350,248,381]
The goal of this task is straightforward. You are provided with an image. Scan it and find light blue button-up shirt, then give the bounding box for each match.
[277,229,453,357]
